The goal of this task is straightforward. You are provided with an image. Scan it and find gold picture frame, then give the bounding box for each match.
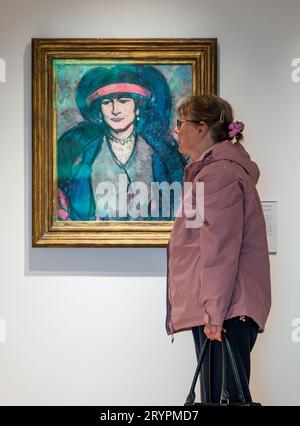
[32,38,217,247]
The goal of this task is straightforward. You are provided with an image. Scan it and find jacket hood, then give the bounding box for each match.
[186,140,260,185]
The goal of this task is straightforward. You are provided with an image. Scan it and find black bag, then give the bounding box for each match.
[184,332,262,406]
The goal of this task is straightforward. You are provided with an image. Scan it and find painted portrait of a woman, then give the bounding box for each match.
[57,64,187,221]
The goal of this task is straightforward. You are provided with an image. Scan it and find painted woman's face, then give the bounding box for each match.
[100,96,138,131]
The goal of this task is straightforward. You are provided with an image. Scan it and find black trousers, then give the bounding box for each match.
[191,316,259,403]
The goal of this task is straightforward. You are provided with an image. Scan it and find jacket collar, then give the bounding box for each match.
[184,141,226,181]
[184,139,260,185]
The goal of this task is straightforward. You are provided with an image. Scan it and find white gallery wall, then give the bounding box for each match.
[0,0,299,405]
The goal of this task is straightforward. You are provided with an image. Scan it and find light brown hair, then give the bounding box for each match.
[176,94,244,143]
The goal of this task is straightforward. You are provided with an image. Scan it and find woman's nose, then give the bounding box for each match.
[112,100,121,114]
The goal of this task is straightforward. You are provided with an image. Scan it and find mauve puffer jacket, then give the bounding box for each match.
[166,140,271,338]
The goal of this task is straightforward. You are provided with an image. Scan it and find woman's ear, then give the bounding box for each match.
[199,121,208,134]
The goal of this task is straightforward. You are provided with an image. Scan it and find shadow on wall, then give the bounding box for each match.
[24,43,167,277]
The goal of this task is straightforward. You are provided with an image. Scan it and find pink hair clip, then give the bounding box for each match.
[228,121,245,138]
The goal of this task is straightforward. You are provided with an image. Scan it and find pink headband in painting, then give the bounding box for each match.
[87,83,151,104]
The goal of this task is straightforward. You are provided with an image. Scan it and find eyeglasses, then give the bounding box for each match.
[176,118,200,129]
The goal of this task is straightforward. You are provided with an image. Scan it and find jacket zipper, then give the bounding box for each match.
[166,289,174,342]
[166,242,175,343]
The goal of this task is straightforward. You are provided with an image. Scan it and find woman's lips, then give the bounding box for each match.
[111,117,124,122]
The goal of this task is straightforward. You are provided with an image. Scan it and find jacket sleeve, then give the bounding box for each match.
[198,164,244,326]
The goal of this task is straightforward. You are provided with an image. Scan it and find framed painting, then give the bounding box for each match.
[32,38,217,247]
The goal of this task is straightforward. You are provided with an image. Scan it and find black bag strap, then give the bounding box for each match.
[185,331,247,405]
[220,334,230,404]
[223,333,246,404]
[185,336,210,405]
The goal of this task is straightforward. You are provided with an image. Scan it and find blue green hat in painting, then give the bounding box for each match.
[75,64,173,134]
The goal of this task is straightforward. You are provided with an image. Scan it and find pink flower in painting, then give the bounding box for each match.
[57,208,69,220]
[57,188,70,220]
